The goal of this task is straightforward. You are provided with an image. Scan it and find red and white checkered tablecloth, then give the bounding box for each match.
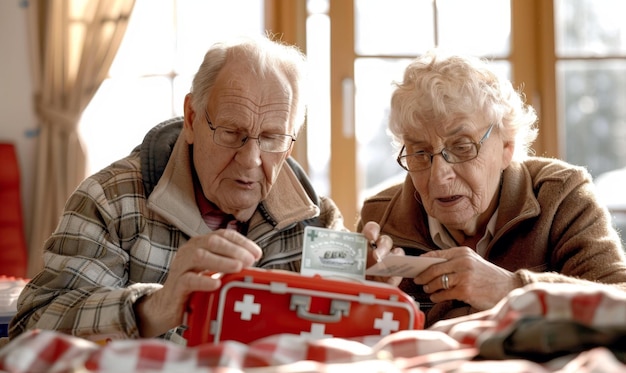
[1,282,626,373]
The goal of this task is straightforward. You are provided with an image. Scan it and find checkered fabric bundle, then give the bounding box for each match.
[1,282,626,372]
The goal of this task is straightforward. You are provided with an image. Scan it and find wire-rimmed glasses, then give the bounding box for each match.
[204,109,295,153]
[397,123,495,171]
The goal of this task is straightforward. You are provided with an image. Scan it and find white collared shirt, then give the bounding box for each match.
[428,208,499,257]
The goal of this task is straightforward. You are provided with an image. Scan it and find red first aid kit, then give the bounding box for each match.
[184,267,424,346]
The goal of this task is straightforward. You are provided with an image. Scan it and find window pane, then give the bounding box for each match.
[306,9,331,197]
[555,0,626,57]
[175,0,264,74]
[594,167,626,244]
[108,0,176,76]
[355,0,434,56]
[355,58,411,200]
[80,77,174,172]
[81,0,264,175]
[173,75,192,117]
[558,59,626,177]
[437,0,511,57]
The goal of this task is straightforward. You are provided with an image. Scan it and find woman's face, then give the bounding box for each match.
[405,117,514,236]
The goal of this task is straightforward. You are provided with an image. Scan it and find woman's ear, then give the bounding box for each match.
[502,140,515,170]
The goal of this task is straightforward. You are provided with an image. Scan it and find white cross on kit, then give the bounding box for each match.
[374,311,399,336]
[300,323,333,339]
[234,294,261,321]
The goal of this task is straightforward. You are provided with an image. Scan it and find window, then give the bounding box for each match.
[556,0,626,177]
[80,0,626,239]
[555,0,626,241]
[353,0,511,200]
[305,0,626,233]
[308,0,513,227]
[79,0,264,174]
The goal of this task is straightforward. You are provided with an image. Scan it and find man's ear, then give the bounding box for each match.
[183,94,195,144]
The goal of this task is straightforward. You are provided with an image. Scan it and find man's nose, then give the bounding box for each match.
[235,137,263,167]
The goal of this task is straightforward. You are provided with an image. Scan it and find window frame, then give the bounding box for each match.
[319,0,562,228]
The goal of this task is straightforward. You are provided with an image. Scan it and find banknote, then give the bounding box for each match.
[365,255,446,278]
[301,226,368,281]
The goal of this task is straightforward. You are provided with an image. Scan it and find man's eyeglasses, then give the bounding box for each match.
[397,123,495,172]
[204,110,295,153]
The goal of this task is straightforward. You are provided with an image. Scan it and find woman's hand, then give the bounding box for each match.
[361,221,405,286]
[414,246,522,310]
[134,229,262,337]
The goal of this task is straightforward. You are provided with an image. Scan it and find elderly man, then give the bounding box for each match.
[10,36,395,342]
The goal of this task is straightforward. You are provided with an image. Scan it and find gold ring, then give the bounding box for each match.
[442,273,450,290]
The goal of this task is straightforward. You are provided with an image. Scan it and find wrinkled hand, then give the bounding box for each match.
[414,246,522,311]
[361,221,404,286]
[135,229,262,337]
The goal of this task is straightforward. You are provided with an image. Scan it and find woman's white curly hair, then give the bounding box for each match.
[389,49,539,161]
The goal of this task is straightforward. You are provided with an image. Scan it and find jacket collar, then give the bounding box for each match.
[495,161,541,231]
[147,132,319,237]
[377,161,541,247]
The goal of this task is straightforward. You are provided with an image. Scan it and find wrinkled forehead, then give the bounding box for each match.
[211,61,294,109]
[206,66,294,133]
[400,112,485,140]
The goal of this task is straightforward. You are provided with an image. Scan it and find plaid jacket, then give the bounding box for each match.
[10,118,345,342]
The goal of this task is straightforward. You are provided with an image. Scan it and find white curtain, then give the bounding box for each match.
[26,0,135,277]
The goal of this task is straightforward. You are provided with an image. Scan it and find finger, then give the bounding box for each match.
[162,272,224,311]
[361,221,381,243]
[158,267,224,314]
[173,246,243,276]
[182,270,223,292]
[199,232,262,266]
[391,247,405,256]
[413,261,447,285]
[212,229,263,261]
[174,238,250,275]
[423,272,453,293]
[371,235,394,261]
[386,275,402,287]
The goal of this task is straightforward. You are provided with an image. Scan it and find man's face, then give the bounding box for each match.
[183,59,296,221]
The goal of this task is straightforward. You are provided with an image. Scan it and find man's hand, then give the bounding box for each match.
[134,229,262,337]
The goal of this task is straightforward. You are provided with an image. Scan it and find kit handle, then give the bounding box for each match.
[290,295,351,323]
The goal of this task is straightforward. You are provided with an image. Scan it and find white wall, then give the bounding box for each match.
[0,0,38,244]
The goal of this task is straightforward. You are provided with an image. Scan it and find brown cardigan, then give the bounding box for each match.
[359,157,626,327]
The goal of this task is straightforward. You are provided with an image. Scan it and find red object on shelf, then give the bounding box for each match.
[0,143,28,277]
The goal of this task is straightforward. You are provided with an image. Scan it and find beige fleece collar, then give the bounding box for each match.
[148,134,319,237]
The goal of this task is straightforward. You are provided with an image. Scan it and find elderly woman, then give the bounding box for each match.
[359,50,626,327]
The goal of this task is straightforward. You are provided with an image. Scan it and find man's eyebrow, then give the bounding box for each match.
[212,112,292,134]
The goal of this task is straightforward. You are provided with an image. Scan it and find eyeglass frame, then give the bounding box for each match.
[396,123,495,172]
[203,109,296,153]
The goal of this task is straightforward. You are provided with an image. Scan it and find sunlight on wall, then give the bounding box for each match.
[79,0,263,175]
